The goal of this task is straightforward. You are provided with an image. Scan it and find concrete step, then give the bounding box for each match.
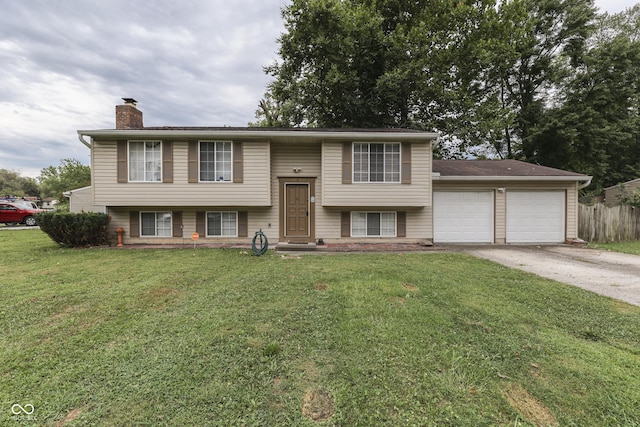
[275,242,317,251]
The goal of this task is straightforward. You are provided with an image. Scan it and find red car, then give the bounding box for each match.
[0,201,44,226]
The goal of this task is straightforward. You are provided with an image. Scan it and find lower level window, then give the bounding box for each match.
[207,212,237,236]
[352,212,396,237]
[141,212,172,237]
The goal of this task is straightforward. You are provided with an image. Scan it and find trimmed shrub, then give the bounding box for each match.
[36,212,110,248]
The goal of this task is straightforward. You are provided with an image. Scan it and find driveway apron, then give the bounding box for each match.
[464,246,640,307]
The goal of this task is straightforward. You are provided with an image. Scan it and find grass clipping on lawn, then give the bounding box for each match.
[302,388,334,421]
[503,383,558,427]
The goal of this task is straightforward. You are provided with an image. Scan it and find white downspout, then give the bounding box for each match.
[78,133,91,148]
[578,177,593,190]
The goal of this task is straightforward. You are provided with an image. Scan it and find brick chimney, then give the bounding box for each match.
[115,98,143,129]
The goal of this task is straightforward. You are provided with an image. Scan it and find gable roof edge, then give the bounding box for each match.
[434,175,591,182]
[77,129,439,142]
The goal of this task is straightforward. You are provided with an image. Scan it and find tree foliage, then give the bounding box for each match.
[619,184,640,208]
[38,158,91,203]
[529,4,640,192]
[260,0,640,193]
[262,0,518,135]
[0,169,39,197]
[495,0,597,159]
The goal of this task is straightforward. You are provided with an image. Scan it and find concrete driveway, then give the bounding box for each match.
[462,245,640,307]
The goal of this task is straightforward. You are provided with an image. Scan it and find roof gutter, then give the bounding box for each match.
[578,176,593,190]
[78,133,91,148]
[434,175,592,183]
[76,129,440,142]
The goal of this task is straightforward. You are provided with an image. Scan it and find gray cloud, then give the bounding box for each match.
[0,0,285,178]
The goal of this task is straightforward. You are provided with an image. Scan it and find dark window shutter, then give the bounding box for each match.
[341,211,351,237]
[401,143,411,184]
[397,211,406,237]
[117,140,128,183]
[163,140,173,183]
[188,140,198,183]
[196,211,206,236]
[233,141,243,183]
[238,211,248,237]
[173,211,183,237]
[342,142,352,184]
[129,211,140,237]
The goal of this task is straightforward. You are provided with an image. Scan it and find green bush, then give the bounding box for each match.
[619,184,640,208]
[36,212,110,247]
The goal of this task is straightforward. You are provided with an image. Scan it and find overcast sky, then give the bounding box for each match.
[0,0,636,179]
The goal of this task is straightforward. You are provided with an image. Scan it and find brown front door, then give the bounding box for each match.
[286,184,309,238]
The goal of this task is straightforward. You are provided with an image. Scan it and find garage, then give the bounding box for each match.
[506,191,565,243]
[434,191,494,243]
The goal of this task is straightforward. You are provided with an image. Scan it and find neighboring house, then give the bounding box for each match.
[76,99,591,246]
[64,186,106,213]
[604,178,640,206]
[40,198,57,210]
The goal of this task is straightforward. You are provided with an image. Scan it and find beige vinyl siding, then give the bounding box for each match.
[269,141,432,242]
[432,181,579,242]
[68,186,106,213]
[107,207,278,245]
[270,141,322,241]
[565,181,579,240]
[315,208,432,242]
[93,140,271,206]
[321,141,431,207]
[495,189,506,243]
[314,209,341,239]
[271,141,322,181]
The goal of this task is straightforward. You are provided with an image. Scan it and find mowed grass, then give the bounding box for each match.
[1,230,639,426]
[590,240,640,256]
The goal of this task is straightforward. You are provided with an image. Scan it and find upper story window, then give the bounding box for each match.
[353,143,400,183]
[200,141,232,182]
[129,141,162,182]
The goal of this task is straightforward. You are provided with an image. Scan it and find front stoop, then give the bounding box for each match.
[275,242,318,252]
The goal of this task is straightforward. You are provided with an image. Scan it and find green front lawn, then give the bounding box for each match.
[590,240,640,256]
[2,230,639,426]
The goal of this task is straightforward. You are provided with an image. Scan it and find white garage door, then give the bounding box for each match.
[434,191,494,243]
[506,191,565,243]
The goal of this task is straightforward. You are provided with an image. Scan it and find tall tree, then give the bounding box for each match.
[260,0,598,162]
[262,0,515,137]
[492,0,598,160]
[264,0,387,127]
[38,159,91,203]
[529,4,640,192]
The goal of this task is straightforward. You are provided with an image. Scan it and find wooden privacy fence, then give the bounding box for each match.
[579,204,640,243]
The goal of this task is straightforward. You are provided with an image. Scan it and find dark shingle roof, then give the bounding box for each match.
[433,159,586,177]
[140,126,427,133]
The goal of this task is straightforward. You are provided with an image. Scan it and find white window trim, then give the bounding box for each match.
[198,140,233,183]
[351,211,397,237]
[140,211,173,237]
[352,142,401,183]
[128,140,163,183]
[206,211,238,237]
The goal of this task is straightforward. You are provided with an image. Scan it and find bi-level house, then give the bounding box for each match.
[77,100,591,246]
